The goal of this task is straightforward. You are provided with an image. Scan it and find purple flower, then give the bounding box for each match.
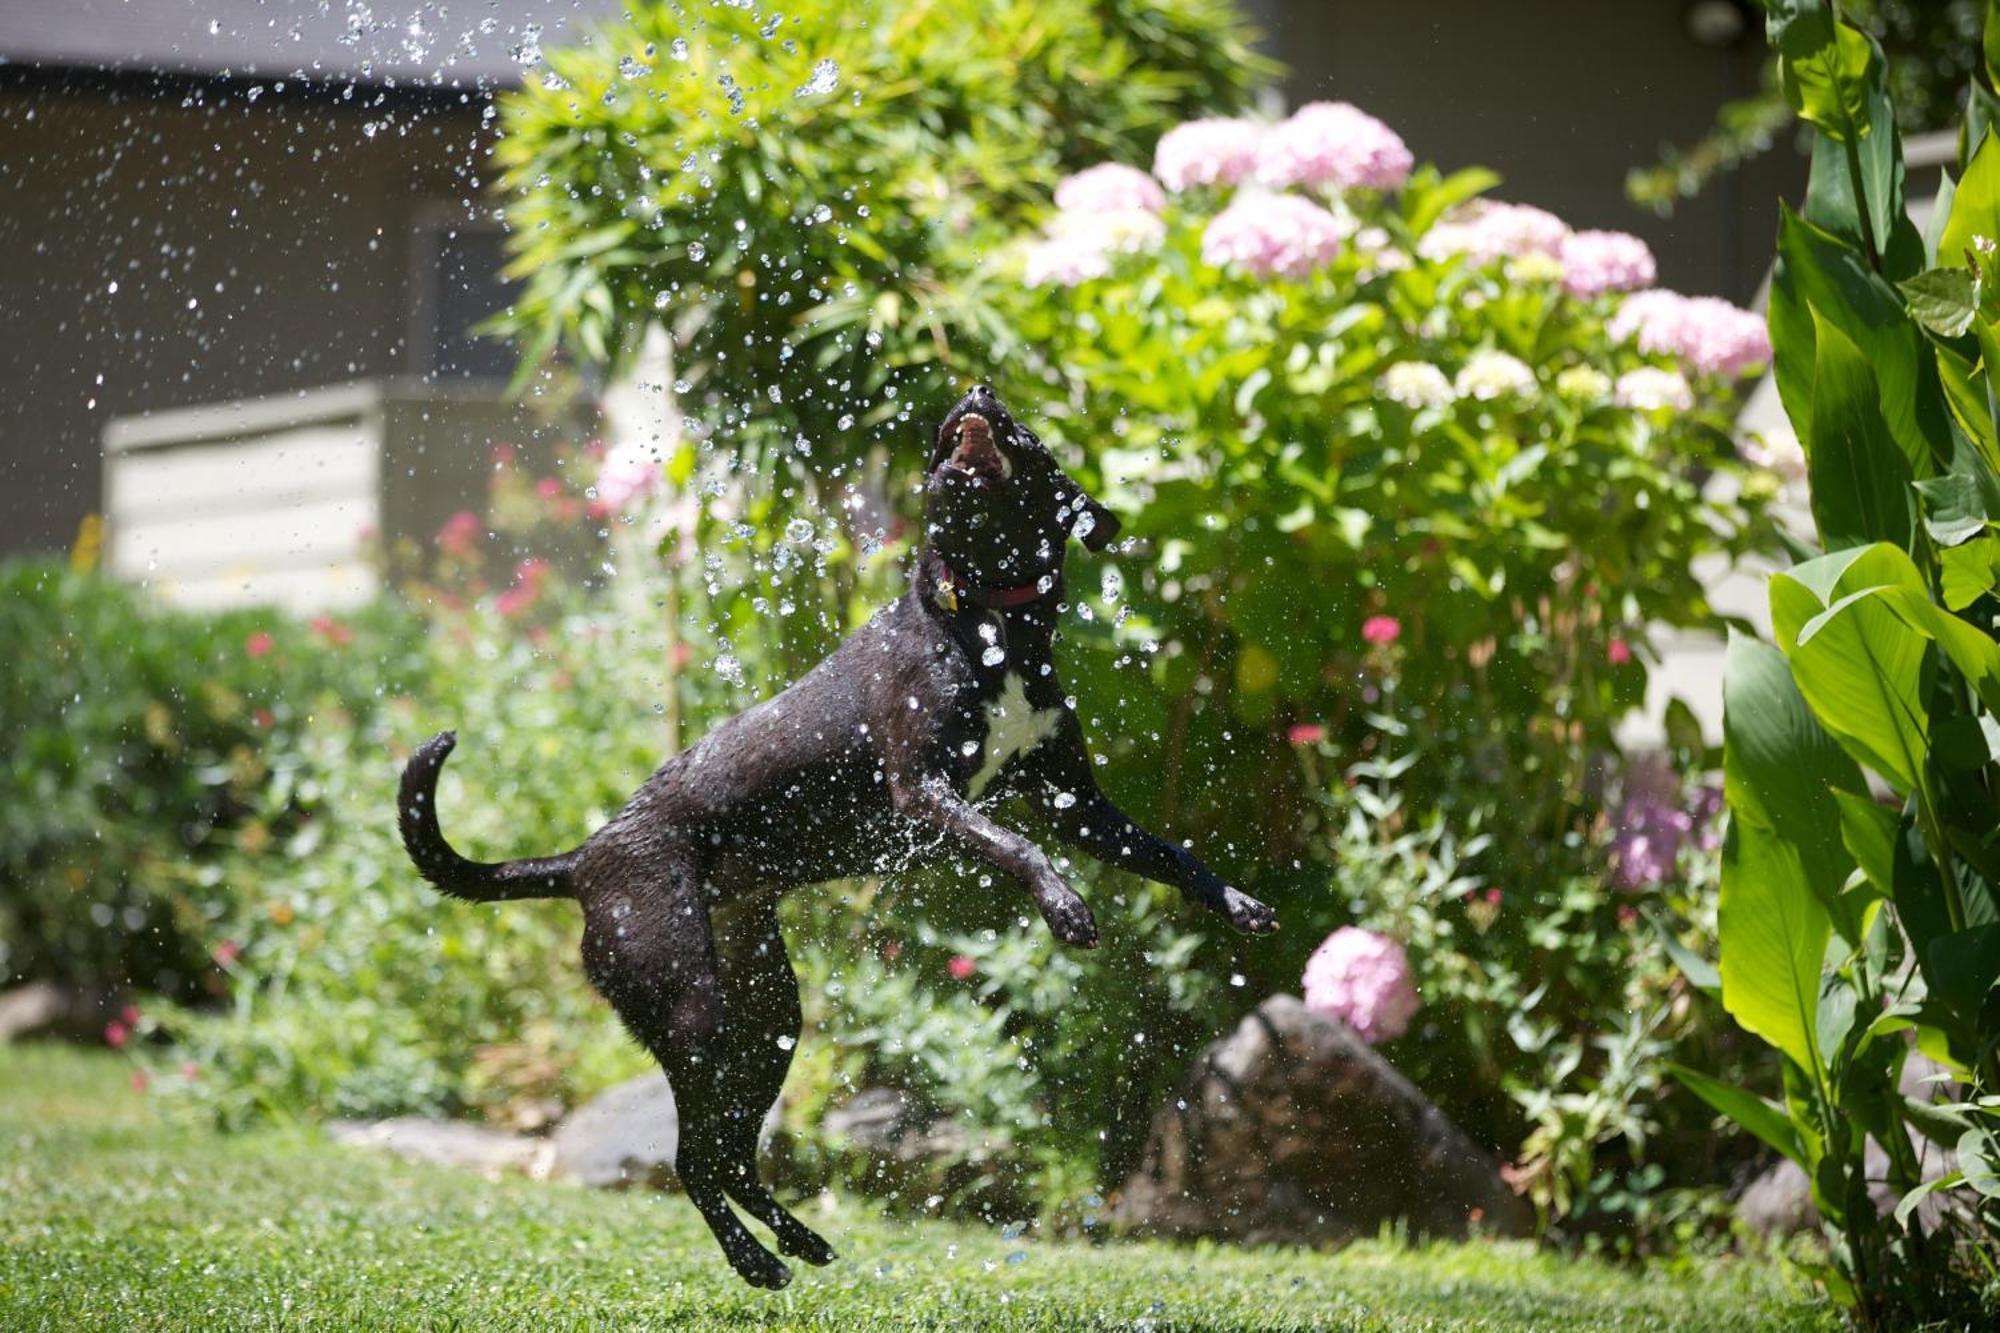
[1559,229,1657,298]
[1302,927,1420,1043]
[1610,290,1770,378]
[1254,101,1413,193]
[1054,163,1167,216]
[1153,117,1265,192]
[1201,193,1350,280]
[1606,761,1718,890]
[1419,200,1569,266]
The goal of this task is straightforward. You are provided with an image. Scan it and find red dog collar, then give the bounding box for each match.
[934,563,1050,612]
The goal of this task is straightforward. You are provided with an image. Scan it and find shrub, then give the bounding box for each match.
[0,560,422,1001]
[1691,2,2000,1320]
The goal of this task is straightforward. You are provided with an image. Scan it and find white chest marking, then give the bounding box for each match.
[967,671,1060,799]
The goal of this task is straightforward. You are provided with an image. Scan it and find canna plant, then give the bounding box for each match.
[1685,0,2000,1321]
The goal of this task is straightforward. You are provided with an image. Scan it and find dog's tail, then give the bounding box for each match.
[397,731,580,902]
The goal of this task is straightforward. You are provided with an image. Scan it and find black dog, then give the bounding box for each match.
[398,384,1278,1288]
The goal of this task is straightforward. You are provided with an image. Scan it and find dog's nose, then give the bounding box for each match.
[969,383,996,401]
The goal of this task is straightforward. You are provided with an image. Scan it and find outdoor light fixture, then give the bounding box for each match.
[1684,0,1752,47]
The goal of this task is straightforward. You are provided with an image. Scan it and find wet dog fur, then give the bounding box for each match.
[397,384,1278,1288]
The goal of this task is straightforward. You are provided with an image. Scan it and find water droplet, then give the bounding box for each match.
[795,58,839,98]
[670,38,690,61]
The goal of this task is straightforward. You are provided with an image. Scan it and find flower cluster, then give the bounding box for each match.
[1419,200,1568,265]
[1610,290,1771,378]
[1200,193,1350,280]
[1559,229,1657,298]
[1253,100,1413,193]
[1302,926,1420,1044]
[1053,162,1166,215]
[1153,116,1263,191]
[1607,763,1724,890]
[1613,366,1694,412]
[1454,349,1536,401]
[1379,361,1454,409]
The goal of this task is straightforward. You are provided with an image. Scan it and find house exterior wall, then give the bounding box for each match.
[0,79,497,555]
[1269,0,1803,301]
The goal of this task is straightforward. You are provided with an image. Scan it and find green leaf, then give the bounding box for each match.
[1771,4,1872,143]
[1772,547,1933,795]
[1802,311,1916,551]
[1925,168,1958,267]
[1771,209,1940,477]
[1893,1171,1964,1228]
[1834,789,1898,896]
[1666,1063,1805,1165]
[1899,269,1979,338]
[1940,536,2000,609]
[1959,1125,2000,1197]
[1942,132,2000,275]
[1987,0,2000,96]
[1720,634,1841,1071]
[1913,471,1989,546]
[1926,923,2000,1025]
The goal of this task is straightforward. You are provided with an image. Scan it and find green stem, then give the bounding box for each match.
[1841,131,1881,271]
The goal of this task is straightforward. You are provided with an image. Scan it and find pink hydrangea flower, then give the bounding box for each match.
[1419,200,1569,266]
[1153,117,1265,191]
[1054,163,1166,215]
[947,954,976,981]
[1559,229,1656,298]
[244,630,275,659]
[1302,926,1420,1044]
[1361,615,1401,645]
[1024,209,1165,287]
[1201,193,1350,280]
[1609,290,1770,378]
[593,440,663,515]
[1254,101,1413,192]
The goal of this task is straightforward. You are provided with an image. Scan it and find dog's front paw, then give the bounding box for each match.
[1222,888,1278,935]
[1041,893,1100,950]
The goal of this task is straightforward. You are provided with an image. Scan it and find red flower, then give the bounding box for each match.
[1361,615,1401,646]
[535,477,564,501]
[1607,638,1633,666]
[1287,722,1326,745]
[437,510,482,557]
[497,559,552,619]
[104,1021,129,1049]
[130,1070,150,1094]
[213,939,241,967]
[309,615,354,647]
[1483,888,1502,907]
[244,630,275,658]
[253,708,275,730]
[947,955,976,981]
[121,1004,141,1026]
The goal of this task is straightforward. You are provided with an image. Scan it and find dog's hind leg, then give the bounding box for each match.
[709,901,837,1266]
[581,857,793,1290]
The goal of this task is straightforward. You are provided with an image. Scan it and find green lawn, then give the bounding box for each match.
[0,1046,1829,1331]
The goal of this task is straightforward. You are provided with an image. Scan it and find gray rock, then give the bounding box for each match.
[824,1087,976,1165]
[1736,1053,1964,1238]
[327,1117,550,1177]
[0,982,120,1043]
[1114,994,1533,1245]
[551,1072,681,1189]
[548,1071,783,1190]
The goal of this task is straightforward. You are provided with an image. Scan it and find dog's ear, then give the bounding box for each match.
[1075,496,1121,551]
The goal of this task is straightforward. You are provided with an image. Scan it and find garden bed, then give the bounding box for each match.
[0,1046,1832,1331]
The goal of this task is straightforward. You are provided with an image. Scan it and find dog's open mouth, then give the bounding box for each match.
[945,413,1009,483]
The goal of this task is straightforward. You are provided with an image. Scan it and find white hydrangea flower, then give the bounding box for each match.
[1454,349,1536,402]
